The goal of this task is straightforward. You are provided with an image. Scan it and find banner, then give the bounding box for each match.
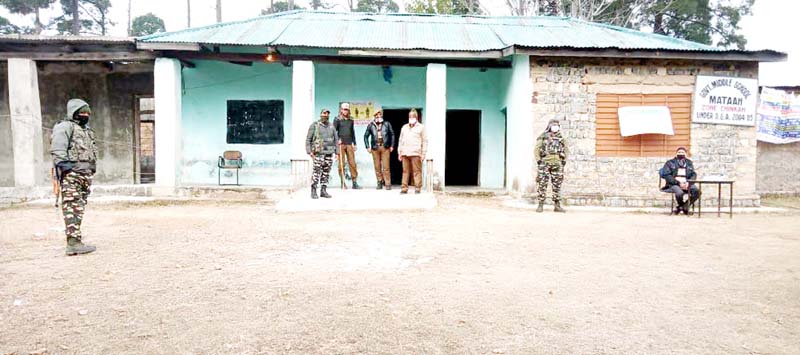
[343,101,379,126]
[692,76,758,126]
[617,106,674,137]
[756,88,800,144]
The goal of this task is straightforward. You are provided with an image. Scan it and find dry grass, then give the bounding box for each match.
[1,196,799,355]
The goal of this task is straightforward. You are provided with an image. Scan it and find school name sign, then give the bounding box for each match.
[692,76,758,126]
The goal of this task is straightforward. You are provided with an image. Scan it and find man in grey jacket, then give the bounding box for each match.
[50,98,98,256]
[306,109,339,199]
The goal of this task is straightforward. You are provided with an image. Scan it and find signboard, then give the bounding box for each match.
[691,76,758,126]
[756,87,800,144]
[342,101,379,126]
[617,106,674,137]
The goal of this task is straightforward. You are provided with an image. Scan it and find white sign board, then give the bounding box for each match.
[617,106,674,137]
[692,75,758,126]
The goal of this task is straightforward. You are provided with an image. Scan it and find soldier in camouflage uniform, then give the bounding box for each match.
[50,99,98,255]
[535,119,568,213]
[306,109,339,199]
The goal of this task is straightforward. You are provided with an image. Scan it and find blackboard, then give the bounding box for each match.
[226,100,284,144]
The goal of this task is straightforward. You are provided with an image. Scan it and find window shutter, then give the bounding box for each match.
[596,94,692,157]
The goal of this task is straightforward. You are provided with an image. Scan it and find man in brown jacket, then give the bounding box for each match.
[397,109,427,194]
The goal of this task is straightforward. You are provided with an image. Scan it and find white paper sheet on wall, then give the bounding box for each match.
[617,106,675,137]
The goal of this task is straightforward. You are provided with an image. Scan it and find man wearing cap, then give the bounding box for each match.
[660,146,701,215]
[306,109,339,199]
[398,109,427,194]
[334,102,361,189]
[534,119,568,213]
[364,106,395,190]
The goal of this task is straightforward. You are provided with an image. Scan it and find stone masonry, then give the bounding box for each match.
[757,141,800,195]
[530,58,760,207]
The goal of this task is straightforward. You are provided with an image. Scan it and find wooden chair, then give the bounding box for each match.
[218,150,243,185]
[660,176,697,216]
[659,176,675,215]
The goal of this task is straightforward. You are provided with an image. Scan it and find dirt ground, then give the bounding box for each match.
[1,196,799,355]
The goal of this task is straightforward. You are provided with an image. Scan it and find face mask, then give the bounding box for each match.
[77,115,89,126]
[320,116,329,122]
[677,154,686,159]
[376,118,383,123]
[550,125,560,133]
[409,118,417,125]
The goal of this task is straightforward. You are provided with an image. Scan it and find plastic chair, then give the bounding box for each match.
[218,150,243,185]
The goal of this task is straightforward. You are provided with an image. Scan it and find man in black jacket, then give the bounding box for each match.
[660,147,701,215]
[364,107,395,190]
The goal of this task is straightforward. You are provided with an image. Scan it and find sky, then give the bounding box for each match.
[1,0,798,84]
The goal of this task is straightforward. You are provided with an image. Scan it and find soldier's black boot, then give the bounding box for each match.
[554,202,566,213]
[311,184,319,199]
[536,201,544,213]
[352,180,362,189]
[376,181,383,190]
[65,237,96,256]
[320,186,332,198]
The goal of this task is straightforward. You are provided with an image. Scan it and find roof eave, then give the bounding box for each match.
[337,48,505,60]
[137,42,202,51]
[515,47,788,62]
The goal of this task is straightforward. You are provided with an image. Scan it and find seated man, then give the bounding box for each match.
[660,147,701,215]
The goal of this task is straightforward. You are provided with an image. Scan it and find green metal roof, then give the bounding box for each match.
[137,10,763,55]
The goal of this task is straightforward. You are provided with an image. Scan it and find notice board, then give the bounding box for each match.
[226,100,284,144]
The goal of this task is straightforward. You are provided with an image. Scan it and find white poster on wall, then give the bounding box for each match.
[617,106,674,137]
[692,75,758,126]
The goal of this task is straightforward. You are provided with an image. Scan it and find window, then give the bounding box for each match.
[596,94,691,157]
[226,100,284,144]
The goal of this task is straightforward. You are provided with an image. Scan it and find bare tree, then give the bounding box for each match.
[503,0,536,16]
[215,0,221,22]
[503,0,645,26]
[70,0,79,34]
[127,0,131,35]
[186,0,190,27]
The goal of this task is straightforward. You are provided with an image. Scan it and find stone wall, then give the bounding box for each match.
[0,62,12,187]
[530,57,760,207]
[757,141,800,195]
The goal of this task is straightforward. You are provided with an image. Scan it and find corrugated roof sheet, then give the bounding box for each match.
[0,34,134,44]
[138,10,726,52]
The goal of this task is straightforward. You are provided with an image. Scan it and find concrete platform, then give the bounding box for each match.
[276,187,437,212]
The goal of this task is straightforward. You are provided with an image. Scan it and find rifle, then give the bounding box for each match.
[51,165,62,208]
[338,148,348,190]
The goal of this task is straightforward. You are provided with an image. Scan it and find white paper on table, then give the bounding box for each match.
[617,106,675,137]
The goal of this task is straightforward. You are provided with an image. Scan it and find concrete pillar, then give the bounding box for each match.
[154,58,183,188]
[291,60,315,159]
[290,61,315,189]
[505,55,534,195]
[8,58,44,187]
[425,63,446,190]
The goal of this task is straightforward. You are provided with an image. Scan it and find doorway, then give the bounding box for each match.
[134,96,155,184]
[445,110,480,186]
[383,108,422,186]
